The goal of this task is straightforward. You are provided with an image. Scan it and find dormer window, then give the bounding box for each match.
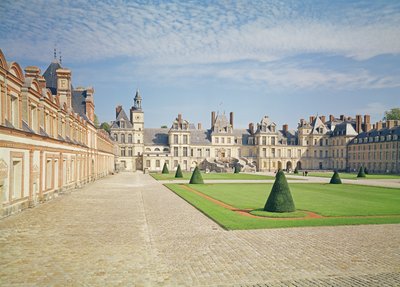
[120,121,125,128]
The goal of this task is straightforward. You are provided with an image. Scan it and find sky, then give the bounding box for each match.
[1,0,399,130]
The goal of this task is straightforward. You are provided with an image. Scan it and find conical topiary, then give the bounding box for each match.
[364,167,369,174]
[175,164,183,178]
[330,171,342,184]
[162,162,169,174]
[189,166,204,184]
[264,170,296,212]
[294,167,299,174]
[234,165,240,174]
[357,166,366,178]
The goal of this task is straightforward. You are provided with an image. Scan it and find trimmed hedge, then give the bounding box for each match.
[189,166,204,184]
[175,164,183,178]
[162,163,169,174]
[264,170,296,212]
[294,167,299,174]
[357,166,366,178]
[330,171,342,184]
[234,165,241,174]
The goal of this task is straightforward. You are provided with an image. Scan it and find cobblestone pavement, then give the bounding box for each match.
[1,172,400,286]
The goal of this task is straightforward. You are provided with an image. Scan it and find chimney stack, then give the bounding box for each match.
[24,66,41,78]
[283,124,288,133]
[116,105,122,118]
[309,116,315,124]
[320,116,326,123]
[363,115,371,132]
[211,111,216,128]
[340,114,345,121]
[387,120,395,129]
[376,121,383,130]
[356,115,362,133]
[229,112,234,129]
[198,123,202,130]
[178,114,182,128]
[329,114,335,122]
[249,123,254,134]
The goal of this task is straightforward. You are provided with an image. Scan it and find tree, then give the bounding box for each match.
[100,122,111,134]
[264,170,296,212]
[162,162,169,174]
[357,166,366,178]
[330,171,342,184]
[161,125,168,128]
[294,167,299,174]
[383,108,400,121]
[175,164,183,178]
[189,166,204,184]
[94,114,100,128]
[234,165,240,174]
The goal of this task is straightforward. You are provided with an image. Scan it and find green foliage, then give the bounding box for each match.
[234,165,241,174]
[330,171,342,184]
[161,125,168,128]
[264,170,296,212]
[383,108,400,121]
[189,166,204,184]
[357,166,366,178]
[162,163,169,174]
[294,167,299,174]
[364,167,369,174]
[175,164,183,178]
[94,114,100,128]
[100,122,111,134]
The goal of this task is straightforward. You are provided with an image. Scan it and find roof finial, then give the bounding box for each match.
[54,47,57,60]
[59,50,62,64]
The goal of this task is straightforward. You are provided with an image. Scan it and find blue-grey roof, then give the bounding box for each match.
[144,128,169,145]
[331,122,357,137]
[190,130,211,145]
[43,61,62,95]
[349,126,400,144]
[71,90,90,122]
[111,107,133,128]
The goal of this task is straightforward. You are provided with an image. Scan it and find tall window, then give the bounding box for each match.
[128,147,133,156]
[174,135,178,144]
[11,95,18,127]
[121,134,125,143]
[121,148,126,156]
[156,160,160,168]
[128,134,132,143]
[183,147,188,156]
[183,135,188,144]
[174,147,178,156]
[271,137,275,145]
[31,105,38,132]
[206,149,210,157]
[114,134,118,141]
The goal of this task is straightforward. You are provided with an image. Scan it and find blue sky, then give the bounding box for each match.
[1,0,399,129]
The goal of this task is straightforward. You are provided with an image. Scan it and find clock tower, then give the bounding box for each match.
[130,90,144,167]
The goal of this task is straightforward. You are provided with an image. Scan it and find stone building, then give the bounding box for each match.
[111,92,400,175]
[0,49,115,218]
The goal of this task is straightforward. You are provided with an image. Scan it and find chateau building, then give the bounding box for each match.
[111,93,400,175]
[0,49,115,218]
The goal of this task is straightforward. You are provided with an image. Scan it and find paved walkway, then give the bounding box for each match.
[1,172,400,286]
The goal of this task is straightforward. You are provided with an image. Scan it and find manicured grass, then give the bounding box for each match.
[165,183,400,230]
[294,172,400,180]
[151,172,275,181]
[250,209,308,218]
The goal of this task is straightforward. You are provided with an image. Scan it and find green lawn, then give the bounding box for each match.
[151,172,275,181]
[165,183,400,230]
[293,172,400,180]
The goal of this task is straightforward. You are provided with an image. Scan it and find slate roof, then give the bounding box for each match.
[43,60,62,95]
[111,108,133,129]
[190,130,211,145]
[71,90,90,121]
[331,122,357,137]
[350,126,400,144]
[144,128,169,146]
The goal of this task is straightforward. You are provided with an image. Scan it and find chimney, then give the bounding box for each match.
[363,115,371,132]
[320,116,326,123]
[37,76,47,90]
[356,115,362,133]
[282,124,288,133]
[116,105,122,118]
[229,112,234,129]
[24,66,41,78]
[309,116,315,124]
[198,123,202,130]
[376,121,383,130]
[211,111,216,128]
[329,114,335,122]
[340,114,345,121]
[249,123,254,134]
[178,114,182,128]
[387,120,395,129]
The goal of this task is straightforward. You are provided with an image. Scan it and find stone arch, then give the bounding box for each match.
[286,161,292,171]
[296,161,302,170]
[8,62,24,82]
[0,49,8,70]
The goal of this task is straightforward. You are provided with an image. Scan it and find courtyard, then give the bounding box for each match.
[1,172,400,286]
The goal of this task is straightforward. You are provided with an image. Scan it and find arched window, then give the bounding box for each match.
[114,134,118,141]
[128,134,132,143]
[155,148,160,152]
[121,134,125,143]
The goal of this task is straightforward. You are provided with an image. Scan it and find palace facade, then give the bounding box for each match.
[0,49,115,218]
[112,94,400,174]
